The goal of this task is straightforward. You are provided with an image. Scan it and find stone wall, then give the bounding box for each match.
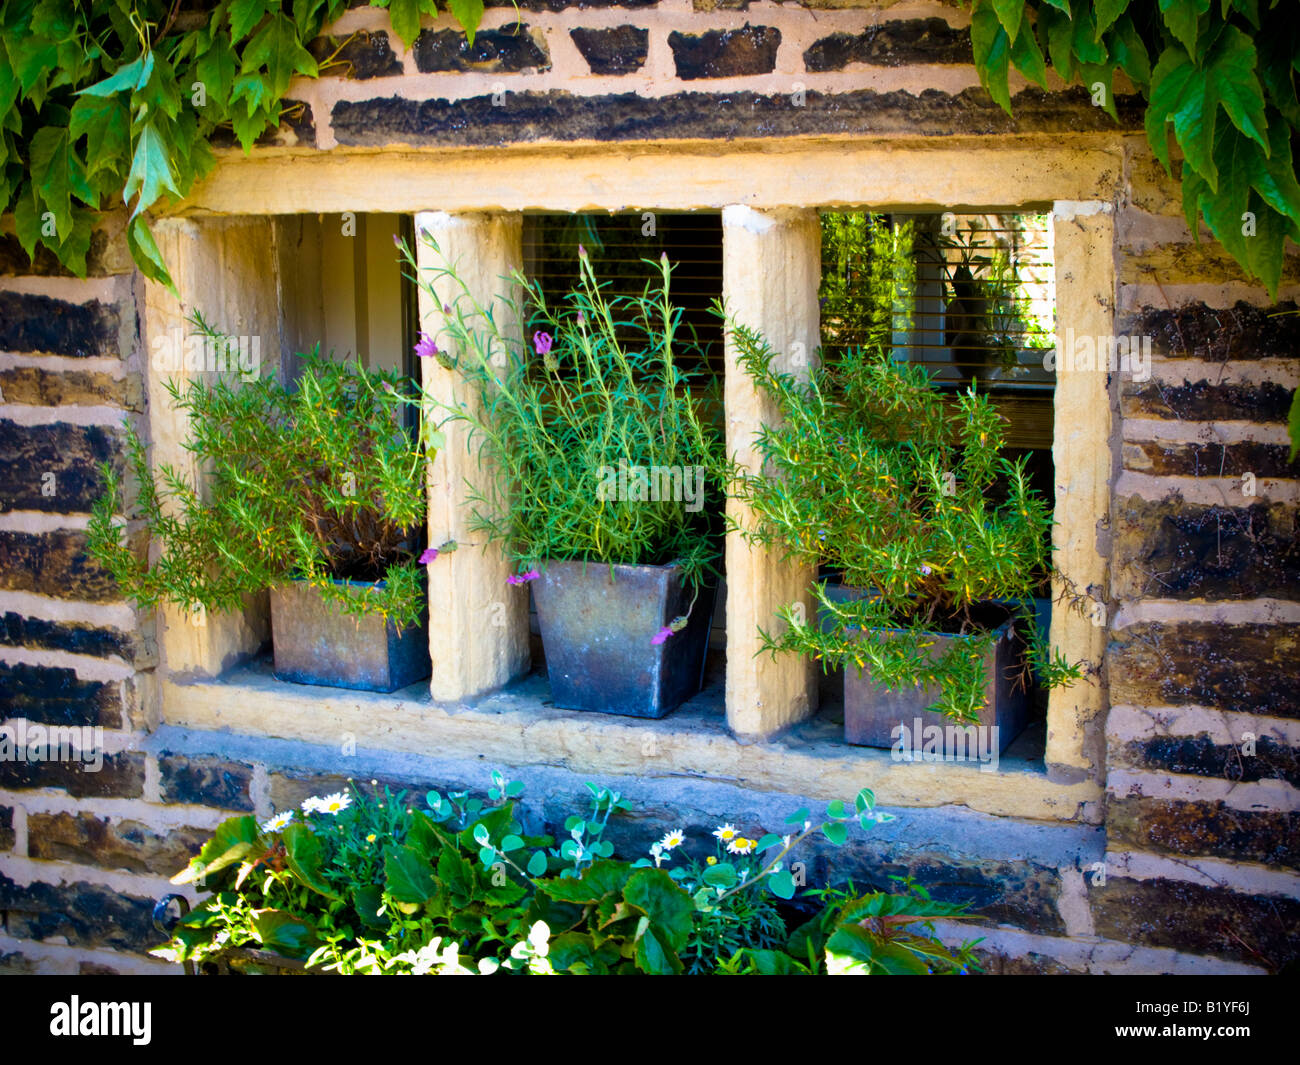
[0,2,1297,975]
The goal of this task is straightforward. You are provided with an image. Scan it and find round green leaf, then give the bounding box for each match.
[823,822,848,846]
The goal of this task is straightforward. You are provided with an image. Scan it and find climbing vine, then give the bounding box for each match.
[965,0,1299,300]
[0,0,484,290]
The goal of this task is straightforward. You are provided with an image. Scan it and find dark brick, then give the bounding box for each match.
[1091,876,1300,970]
[1122,379,1294,423]
[484,0,656,7]
[0,366,134,408]
[209,99,315,149]
[27,811,209,876]
[0,528,125,602]
[267,770,438,815]
[0,291,121,358]
[1113,733,1300,789]
[0,806,12,850]
[413,26,550,74]
[1123,440,1299,479]
[1117,300,1300,362]
[1108,796,1300,868]
[805,18,971,72]
[1108,622,1300,718]
[1113,497,1300,601]
[0,661,122,728]
[332,85,1144,148]
[0,612,137,661]
[570,26,649,75]
[158,754,254,811]
[308,30,402,79]
[817,847,1065,935]
[0,751,145,799]
[669,24,780,79]
[0,874,161,953]
[0,421,123,514]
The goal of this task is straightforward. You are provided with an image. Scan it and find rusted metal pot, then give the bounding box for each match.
[531,560,714,718]
[269,578,430,693]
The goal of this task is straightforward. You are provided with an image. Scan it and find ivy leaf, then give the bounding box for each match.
[1008,21,1048,92]
[970,3,1012,114]
[1203,25,1269,157]
[1160,0,1210,58]
[242,13,318,101]
[1288,390,1300,465]
[5,33,58,95]
[447,0,485,50]
[990,0,1024,46]
[1041,5,1075,83]
[12,181,42,258]
[1110,16,1152,93]
[1093,0,1130,42]
[29,125,94,241]
[77,52,151,98]
[123,120,180,218]
[1147,46,1195,174]
[229,0,271,43]
[70,94,130,180]
[195,34,238,121]
[387,0,424,50]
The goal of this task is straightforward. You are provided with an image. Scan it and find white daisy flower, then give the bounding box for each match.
[659,829,686,850]
[727,837,757,855]
[300,796,323,814]
[712,823,738,842]
[315,791,352,816]
[260,810,293,833]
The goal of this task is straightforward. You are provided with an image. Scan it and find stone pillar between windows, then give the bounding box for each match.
[1047,202,1115,783]
[144,217,278,680]
[721,205,821,741]
[414,211,531,702]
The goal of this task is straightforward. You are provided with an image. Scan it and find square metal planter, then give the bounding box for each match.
[531,560,714,718]
[269,578,430,693]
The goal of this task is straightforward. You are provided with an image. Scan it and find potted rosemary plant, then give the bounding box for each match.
[88,313,438,692]
[727,328,1081,749]
[405,237,724,718]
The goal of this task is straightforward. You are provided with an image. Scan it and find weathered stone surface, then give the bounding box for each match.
[0,874,161,953]
[0,291,121,358]
[1117,301,1300,361]
[332,85,1144,148]
[570,26,649,75]
[1091,876,1300,970]
[484,0,655,7]
[0,366,135,408]
[158,753,254,811]
[968,946,1078,975]
[1112,497,1300,601]
[0,611,137,661]
[1112,732,1300,789]
[27,811,209,876]
[0,529,125,602]
[0,805,12,850]
[693,0,749,9]
[804,18,970,71]
[1108,796,1300,868]
[0,751,145,798]
[0,421,123,514]
[669,25,780,79]
[0,950,41,974]
[1122,440,1298,479]
[413,26,550,74]
[1121,379,1294,423]
[1108,622,1300,718]
[0,661,122,728]
[308,30,402,79]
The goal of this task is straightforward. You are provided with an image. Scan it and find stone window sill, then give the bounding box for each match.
[161,655,1104,824]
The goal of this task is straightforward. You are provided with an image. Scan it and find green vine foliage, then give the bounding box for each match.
[0,0,485,290]
[965,0,1300,299]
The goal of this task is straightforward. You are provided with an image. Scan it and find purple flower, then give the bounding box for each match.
[651,626,674,646]
[919,564,932,576]
[578,244,587,258]
[443,304,452,315]
[507,569,541,586]
[534,332,553,357]
[414,332,439,359]
[392,234,402,248]
[419,548,438,564]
